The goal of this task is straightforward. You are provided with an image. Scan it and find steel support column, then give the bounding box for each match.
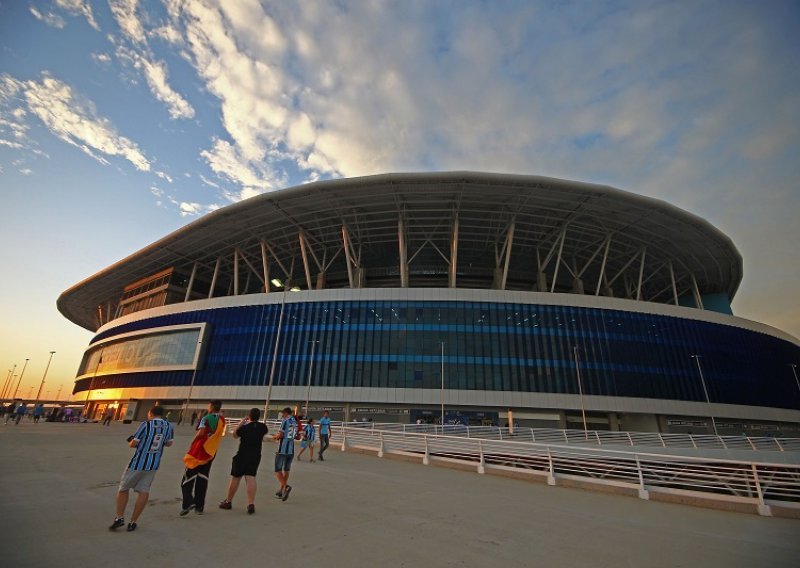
[260,241,270,293]
[668,261,679,305]
[233,249,240,295]
[691,273,704,309]
[636,247,647,301]
[342,225,356,288]
[184,262,198,302]
[208,257,221,298]
[594,236,612,295]
[549,227,567,293]
[299,231,313,290]
[448,215,459,288]
[398,215,409,288]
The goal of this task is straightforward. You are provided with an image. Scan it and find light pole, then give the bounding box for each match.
[12,358,29,399]
[35,351,56,403]
[11,358,29,399]
[440,341,445,426]
[1,368,12,400]
[572,346,589,439]
[263,288,289,421]
[304,340,320,417]
[690,354,718,436]
[790,364,799,394]
[181,337,203,426]
[56,384,63,401]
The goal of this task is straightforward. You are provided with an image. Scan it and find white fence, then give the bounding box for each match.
[334,424,800,517]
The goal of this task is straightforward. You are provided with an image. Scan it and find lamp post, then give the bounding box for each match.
[56,384,63,401]
[35,351,56,403]
[572,346,589,439]
[440,341,445,426]
[12,358,29,399]
[304,340,320,417]
[690,354,718,436]
[790,364,799,394]
[1,367,13,400]
[263,288,289,421]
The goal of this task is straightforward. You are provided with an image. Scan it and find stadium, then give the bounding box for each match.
[58,172,800,434]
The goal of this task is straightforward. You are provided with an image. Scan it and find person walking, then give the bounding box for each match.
[318,410,332,461]
[102,407,114,426]
[33,404,44,424]
[273,407,297,501]
[297,418,316,462]
[219,408,269,514]
[14,403,27,425]
[109,405,174,532]
[180,400,225,516]
[5,402,16,424]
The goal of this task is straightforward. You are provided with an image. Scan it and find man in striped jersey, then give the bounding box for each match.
[109,405,174,532]
[273,407,297,501]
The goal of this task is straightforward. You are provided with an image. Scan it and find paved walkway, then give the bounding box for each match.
[1,421,797,567]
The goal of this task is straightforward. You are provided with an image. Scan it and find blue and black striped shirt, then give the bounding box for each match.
[277,416,297,455]
[304,423,316,442]
[128,418,174,470]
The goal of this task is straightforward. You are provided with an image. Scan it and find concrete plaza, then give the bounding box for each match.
[1,420,797,567]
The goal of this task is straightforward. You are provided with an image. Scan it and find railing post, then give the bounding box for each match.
[371,421,375,433]
[377,431,384,458]
[498,428,503,440]
[688,434,697,449]
[626,432,633,446]
[403,423,406,435]
[531,430,536,443]
[594,431,601,445]
[423,436,430,465]
[564,430,569,444]
[751,464,772,516]
[635,455,649,500]
[774,438,784,452]
[657,433,666,448]
[547,448,556,485]
[719,435,727,450]
[340,427,347,452]
[477,440,485,474]
[746,436,757,451]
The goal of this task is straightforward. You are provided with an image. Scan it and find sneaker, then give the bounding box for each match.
[109,517,125,531]
[247,504,255,515]
[195,507,204,515]
[179,504,195,516]
[126,522,137,532]
[319,456,324,461]
[274,490,283,499]
[219,500,232,510]
[282,485,292,502]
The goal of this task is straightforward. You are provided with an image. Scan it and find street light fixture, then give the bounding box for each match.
[12,358,30,399]
[35,351,56,403]
[1,367,13,400]
[304,340,320,417]
[572,346,589,439]
[690,354,718,436]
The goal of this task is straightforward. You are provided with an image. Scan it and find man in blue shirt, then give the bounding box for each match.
[273,407,297,501]
[109,405,174,532]
[14,403,27,425]
[297,418,316,462]
[318,410,332,461]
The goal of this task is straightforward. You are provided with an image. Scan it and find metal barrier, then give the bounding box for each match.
[332,421,800,453]
[334,424,800,516]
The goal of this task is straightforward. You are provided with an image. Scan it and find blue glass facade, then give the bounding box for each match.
[74,300,800,411]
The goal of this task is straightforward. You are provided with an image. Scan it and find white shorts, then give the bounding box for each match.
[118,468,156,493]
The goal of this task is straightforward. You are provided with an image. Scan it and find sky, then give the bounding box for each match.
[0,0,798,400]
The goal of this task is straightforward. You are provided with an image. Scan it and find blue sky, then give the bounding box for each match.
[1,0,798,398]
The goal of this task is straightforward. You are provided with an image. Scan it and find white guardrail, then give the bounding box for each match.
[225,419,800,453]
[226,419,800,516]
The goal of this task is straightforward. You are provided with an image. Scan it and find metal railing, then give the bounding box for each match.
[333,422,800,453]
[333,424,800,516]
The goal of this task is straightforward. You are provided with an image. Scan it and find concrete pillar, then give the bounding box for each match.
[557,410,567,429]
[572,278,585,294]
[316,272,327,290]
[608,412,620,431]
[536,272,548,292]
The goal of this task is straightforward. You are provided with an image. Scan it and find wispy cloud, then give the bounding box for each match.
[0,72,150,171]
[29,6,65,29]
[54,0,100,31]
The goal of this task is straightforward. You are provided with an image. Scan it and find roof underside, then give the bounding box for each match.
[58,172,743,331]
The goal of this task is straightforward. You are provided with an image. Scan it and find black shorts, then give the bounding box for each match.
[274,453,294,473]
[231,454,262,477]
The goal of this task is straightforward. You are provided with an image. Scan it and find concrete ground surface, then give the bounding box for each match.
[0,421,798,568]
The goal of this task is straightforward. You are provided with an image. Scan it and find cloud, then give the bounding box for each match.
[92,52,112,64]
[155,170,173,183]
[0,138,24,149]
[0,72,150,171]
[108,0,145,42]
[29,6,65,28]
[54,0,100,31]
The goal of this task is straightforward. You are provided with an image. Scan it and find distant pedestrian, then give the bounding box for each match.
[219,408,269,514]
[33,404,44,423]
[4,402,16,424]
[102,407,114,426]
[180,400,225,516]
[14,403,27,425]
[109,405,174,532]
[318,410,332,461]
[273,407,297,501]
[297,418,316,462]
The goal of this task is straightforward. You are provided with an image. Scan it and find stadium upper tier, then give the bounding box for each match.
[58,172,742,331]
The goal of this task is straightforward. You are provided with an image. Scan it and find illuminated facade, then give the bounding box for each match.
[59,173,800,432]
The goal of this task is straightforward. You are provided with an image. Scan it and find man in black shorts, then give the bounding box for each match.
[219,408,269,514]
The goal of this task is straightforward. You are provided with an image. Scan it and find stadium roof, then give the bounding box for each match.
[58,172,742,331]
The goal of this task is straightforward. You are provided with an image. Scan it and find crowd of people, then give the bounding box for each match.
[110,401,333,532]
[1,402,46,424]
